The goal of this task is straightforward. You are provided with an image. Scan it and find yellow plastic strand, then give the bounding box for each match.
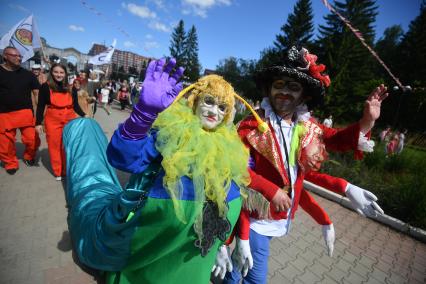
[234,93,269,132]
[171,84,195,105]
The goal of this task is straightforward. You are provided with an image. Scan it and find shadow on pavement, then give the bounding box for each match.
[57,230,106,283]
[15,142,44,168]
[15,142,25,159]
[39,148,54,176]
[57,231,73,252]
[111,104,132,113]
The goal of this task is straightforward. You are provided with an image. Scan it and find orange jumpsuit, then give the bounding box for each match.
[44,89,76,177]
[0,109,40,170]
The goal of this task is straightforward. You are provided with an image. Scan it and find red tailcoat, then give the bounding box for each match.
[236,114,364,239]
[305,171,349,194]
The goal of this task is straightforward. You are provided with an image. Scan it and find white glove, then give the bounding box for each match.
[231,238,253,277]
[345,183,384,217]
[212,245,233,279]
[358,132,375,152]
[322,224,335,257]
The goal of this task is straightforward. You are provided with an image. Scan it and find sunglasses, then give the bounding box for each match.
[5,53,23,58]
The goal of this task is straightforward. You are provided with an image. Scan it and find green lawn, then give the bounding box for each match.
[322,144,426,230]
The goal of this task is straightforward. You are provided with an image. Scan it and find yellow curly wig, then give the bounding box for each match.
[152,74,250,238]
[185,74,236,124]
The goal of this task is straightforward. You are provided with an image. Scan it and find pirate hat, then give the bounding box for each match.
[255,46,330,108]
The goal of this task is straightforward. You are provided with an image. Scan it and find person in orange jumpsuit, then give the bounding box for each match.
[0,46,41,175]
[35,63,86,180]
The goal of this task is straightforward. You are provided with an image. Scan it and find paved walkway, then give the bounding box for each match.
[0,104,425,284]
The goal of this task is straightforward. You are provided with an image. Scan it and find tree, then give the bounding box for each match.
[184,25,201,82]
[398,0,426,85]
[216,57,240,85]
[128,65,138,77]
[256,47,283,70]
[110,63,118,81]
[49,54,59,64]
[216,57,258,100]
[67,62,76,73]
[372,25,403,96]
[139,67,146,81]
[316,0,378,121]
[274,0,315,52]
[31,50,42,64]
[380,1,426,131]
[237,59,258,100]
[118,66,126,81]
[169,20,187,67]
[375,25,403,75]
[257,0,314,85]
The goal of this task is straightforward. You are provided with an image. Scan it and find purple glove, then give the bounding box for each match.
[121,58,185,139]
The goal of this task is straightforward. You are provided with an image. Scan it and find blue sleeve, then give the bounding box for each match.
[63,118,155,271]
[107,126,161,174]
[67,182,143,271]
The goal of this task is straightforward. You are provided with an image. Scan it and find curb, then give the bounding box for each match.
[303,180,426,243]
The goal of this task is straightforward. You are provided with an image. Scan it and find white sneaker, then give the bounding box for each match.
[55,176,62,181]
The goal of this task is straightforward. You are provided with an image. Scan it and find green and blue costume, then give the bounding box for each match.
[63,118,244,283]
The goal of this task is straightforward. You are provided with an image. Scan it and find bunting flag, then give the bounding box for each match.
[81,0,132,38]
[321,0,404,89]
[80,0,154,55]
[88,39,117,65]
[0,15,41,63]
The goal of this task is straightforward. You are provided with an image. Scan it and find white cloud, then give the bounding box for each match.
[190,7,207,18]
[69,25,85,32]
[144,41,160,50]
[124,41,137,48]
[181,8,191,15]
[8,4,30,13]
[148,20,170,32]
[123,2,156,19]
[170,20,180,28]
[149,0,166,10]
[145,34,153,39]
[183,0,231,8]
[181,0,231,17]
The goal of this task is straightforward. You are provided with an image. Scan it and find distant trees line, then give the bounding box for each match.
[213,0,426,132]
[34,0,426,131]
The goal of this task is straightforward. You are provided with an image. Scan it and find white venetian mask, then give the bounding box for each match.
[195,94,228,130]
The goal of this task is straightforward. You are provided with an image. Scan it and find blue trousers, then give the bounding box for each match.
[224,229,273,284]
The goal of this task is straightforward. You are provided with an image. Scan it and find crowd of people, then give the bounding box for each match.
[380,126,407,156]
[323,114,333,128]
[0,46,140,179]
[1,44,391,284]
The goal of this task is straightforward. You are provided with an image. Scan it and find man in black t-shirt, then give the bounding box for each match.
[0,46,41,175]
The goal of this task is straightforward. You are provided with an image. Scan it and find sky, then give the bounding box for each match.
[0,0,423,70]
